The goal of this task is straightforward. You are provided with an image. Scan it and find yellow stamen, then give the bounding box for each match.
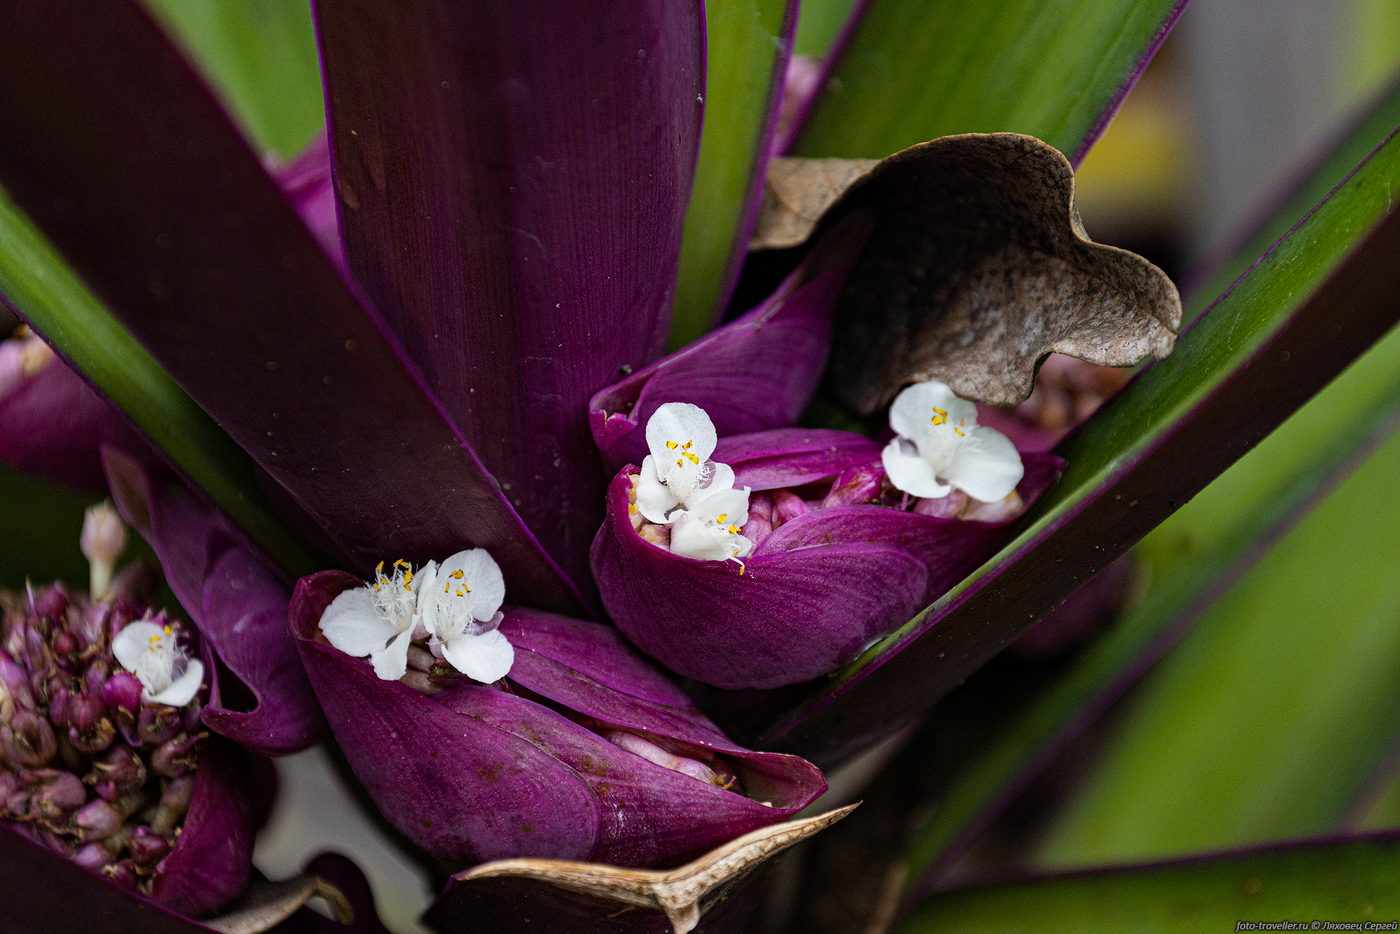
[665,440,678,450]
[682,440,693,449]
[683,452,699,464]
[375,560,385,574]
[627,503,638,515]
[931,407,948,426]
[715,513,727,523]
[449,569,464,579]
[393,559,411,569]
[727,525,741,534]
[954,427,966,437]
[676,457,684,467]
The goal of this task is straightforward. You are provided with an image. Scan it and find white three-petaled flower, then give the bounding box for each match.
[881,380,1024,502]
[319,551,513,683]
[111,620,204,706]
[633,402,753,563]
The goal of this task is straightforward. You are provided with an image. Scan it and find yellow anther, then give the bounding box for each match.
[665,440,679,450]
[682,440,693,449]
[683,452,700,464]
[443,582,450,594]
[954,427,966,437]
[149,634,161,645]
[676,457,685,467]
[376,560,385,574]
[727,525,741,535]
[163,625,172,637]
[393,559,412,569]
[455,586,470,597]
[931,407,948,426]
[627,503,638,515]
[715,513,728,523]
[449,569,465,580]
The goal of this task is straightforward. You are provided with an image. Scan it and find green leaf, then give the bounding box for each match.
[792,0,1183,160]
[899,309,1400,889]
[0,189,322,576]
[140,0,323,158]
[1030,416,1400,867]
[896,834,1400,933]
[1188,71,1400,310]
[895,78,1400,885]
[793,0,859,59]
[670,0,793,348]
[760,118,1400,763]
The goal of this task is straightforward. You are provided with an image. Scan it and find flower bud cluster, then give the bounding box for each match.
[0,581,206,895]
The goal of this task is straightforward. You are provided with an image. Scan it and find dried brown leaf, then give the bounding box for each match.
[204,873,354,934]
[752,158,877,250]
[759,134,1181,410]
[426,805,858,934]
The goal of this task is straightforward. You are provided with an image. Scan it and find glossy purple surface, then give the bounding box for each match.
[590,262,849,473]
[0,0,578,611]
[315,0,704,585]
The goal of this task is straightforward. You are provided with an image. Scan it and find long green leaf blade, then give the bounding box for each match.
[896,834,1400,933]
[901,317,1400,889]
[761,125,1400,764]
[671,0,795,347]
[1030,419,1400,867]
[0,191,321,575]
[895,78,1400,886]
[141,0,324,158]
[792,0,1184,160]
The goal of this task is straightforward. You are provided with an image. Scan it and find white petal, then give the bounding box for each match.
[670,511,753,561]
[441,548,506,620]
[690,485,750,523]
[111,620,164,672]
[441,629,515,683]
[635,455,682,523]
[645,402,717,464]
[686,462,735,506]
[369,628,414,681]
[943,426,1024,502]
[881,437,953,499]
[147,659,204,706]
[889,381,958,441]
[319,587,398,656]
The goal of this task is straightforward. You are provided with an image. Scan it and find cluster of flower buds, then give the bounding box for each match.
[0,579,207,899]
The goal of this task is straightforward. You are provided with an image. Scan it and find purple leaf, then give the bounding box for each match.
[590,260,851,475]
[0,0,578,611]
[592,444,1060,689]
[104,451,324,755]
[0,332,136,493]
[315,0,704,583]
[150,739,269,918]
[290,573,825,866]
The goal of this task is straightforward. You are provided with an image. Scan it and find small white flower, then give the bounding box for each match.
[319,559,427,681]
[418,549,513,684]
[112,620,204,707]
[881,380,1024,502]
[669,486,755,562]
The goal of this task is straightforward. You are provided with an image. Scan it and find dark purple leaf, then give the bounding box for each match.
[0,333,136,493]
[315,0,704,584]
[0,0,578,611]
[592,445,1059,689]
[150,739,269,918]
[290,573,825,866]
[104,451,324,755]
[591,261,850,475]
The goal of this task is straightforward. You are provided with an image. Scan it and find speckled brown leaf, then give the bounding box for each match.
[424,806,858,934]
[752,158,877,250]
[757,134,1181,410]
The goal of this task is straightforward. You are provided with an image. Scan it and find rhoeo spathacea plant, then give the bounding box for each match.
[2,0,1399,930]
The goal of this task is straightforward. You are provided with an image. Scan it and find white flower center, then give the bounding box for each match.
[111,619,204,707]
